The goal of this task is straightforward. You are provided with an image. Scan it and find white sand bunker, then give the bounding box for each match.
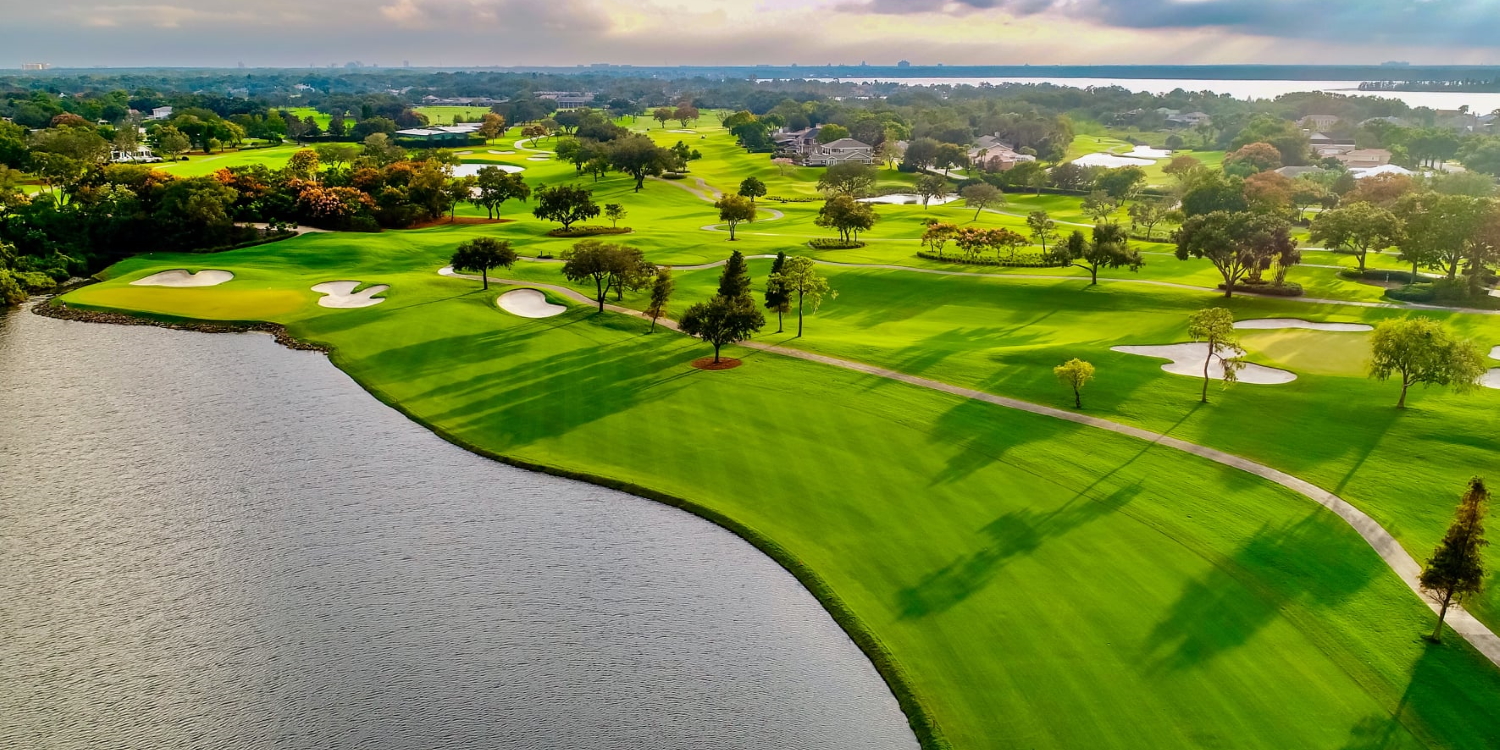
[668,129,697,133]
[1125,145,1172,159]
[453,163,525,177]
[488,150,516,155]
[526,156,550,161]
[859,193,961,205]
[130,269,234,287]
[455,150,474,155]
[497,288,567,318]
[1234,318,1374,332]
[1072,153,1155,168]
[1113,343,1298,385]
[311,281,388,309]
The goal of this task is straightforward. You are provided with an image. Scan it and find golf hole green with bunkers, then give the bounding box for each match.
[56,118,1500,750]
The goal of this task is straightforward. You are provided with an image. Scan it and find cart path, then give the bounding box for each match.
[440,264,1500,668]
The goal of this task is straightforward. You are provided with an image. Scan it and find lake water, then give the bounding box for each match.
[0,306,918,750]
[827,76,1500,111]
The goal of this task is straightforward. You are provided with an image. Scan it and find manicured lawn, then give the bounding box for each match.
[59,120,1500,750]
[153,144,302,177]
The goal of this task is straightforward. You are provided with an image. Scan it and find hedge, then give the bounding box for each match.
[808,238,865,249]
[916,251,1065,268]
[546,226,635,238]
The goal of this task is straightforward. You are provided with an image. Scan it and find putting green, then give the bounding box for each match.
[57,119,1500,750]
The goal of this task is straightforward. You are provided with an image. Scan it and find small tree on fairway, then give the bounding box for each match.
[738,176,767,203]
[652,107,674,129]
[449,237,517,291]
[561,240,648,311]
[1127,199,1170,240]
[604,202,627,228]
[961,183,1004,221]
[715,193,756,240]
[1026,211,1057,254]
[815,195,878,243]
[646,266,674,333]
[817,162,877,197]
[1054,359,1095,408]
[718,249,753,298]
[533,184,600,230]
[679,294,765,364]
[1056,225,1143,284]
[769,255,834,338]
[1187,307,1245,403]
[764,251,792,332]
[1081,191,1120,223]
[1309,202,1402,272]
[1368,317,1486,408]
[473,168,531,219]
[915,174,949,209]
[921,221,958,258]
[1420,478,1489,643]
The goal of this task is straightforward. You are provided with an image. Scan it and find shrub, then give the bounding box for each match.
[916,251,1064,268]
[1340,268,1424,284]
[808,238,865,249]
[1385,284,1436,302]
[546,225,634,238]
[1218,281,1305,297]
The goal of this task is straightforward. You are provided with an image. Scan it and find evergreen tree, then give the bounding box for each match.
[1420,478,1489,643]
[718,249,752,299]
[764,251,791,333]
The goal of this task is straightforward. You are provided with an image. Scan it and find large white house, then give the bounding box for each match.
[773,126,875,166]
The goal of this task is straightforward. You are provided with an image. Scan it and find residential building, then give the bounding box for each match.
[1299,115,1342,131]
[1337,149,1393,169]
[773,126,823,159]
[969,134,1036,172]
[1167,111,1211,127]
[535,91,594,110]
[803,138,875,167]
[148,106,174,121]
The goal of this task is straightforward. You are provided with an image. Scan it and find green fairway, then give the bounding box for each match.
[153,144,301,176]
[56,119,1500,750]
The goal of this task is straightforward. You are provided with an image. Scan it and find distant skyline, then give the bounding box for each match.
[5,0,1500,70]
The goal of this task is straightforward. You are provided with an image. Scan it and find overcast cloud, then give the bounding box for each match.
[2,0,1498,68]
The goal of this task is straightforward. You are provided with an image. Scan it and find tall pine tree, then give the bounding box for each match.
[718,250,752,300]
[1420,478,1489,642]
[764,251,791,333]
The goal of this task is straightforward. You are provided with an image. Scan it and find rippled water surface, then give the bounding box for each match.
[0,307,918,750]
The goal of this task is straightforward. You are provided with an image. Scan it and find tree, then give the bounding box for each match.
[1127,199,1171,240]
[604,202,627,228]
[477,112,507,142]
[816,161,876,197]
[561,240,649,311]
[645,266,674,333]
[737,176,767,203]
[1420,478,1490,643]
[152,126,190,161]
[921,221,958,258]
[1053,359,1095,408]
[672,104,700,128]
[1228,115,1310,166]
[771,157,795,176]
[933,143,969,177]
[900,137,940,171]
[1290,179,1332,222]
[769,255,833,338]
[314,143,359,173]
[1057,224,1144,285]
[1187,307,1246,403]
[679,294,766,364]
[1368,317,1486,408]
[715,193,756,240]
[1081,190,1120,224]
[474,168,531,219]
[1094,166,1147,201]
[815,194,878,243]
[1175,211,1296,297]
[1224,142,1284,176]
[961,183,1004,221]
[441,176,478,220]
[608,134,669,191]
[449,237,517,291]
[532,184,599,230]
[915,174,949,209]
[1310,202,1401,272]
[717,249,753,299]
[1027,211,1057,254]
[763,251,792,332]
[652,107,675,128]
[815,124,850,143]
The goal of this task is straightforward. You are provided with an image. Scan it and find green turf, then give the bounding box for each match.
[57,120,1500,750]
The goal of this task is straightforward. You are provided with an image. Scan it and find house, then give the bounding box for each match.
[110,145,160,164]
[969,135,1036,172]
[803,138,875,167]
[394,127,473,145]
[773,126,823,159]
[1299,115,1342,132]
[1352,164,1415,179]
[148,106,173,120]
[1337,149,1393,169]
[1167,112,1211,127]
[535,91,594,110]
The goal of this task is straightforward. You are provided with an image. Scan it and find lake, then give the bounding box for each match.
[0,306,919,750]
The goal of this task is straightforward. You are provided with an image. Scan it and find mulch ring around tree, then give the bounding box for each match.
[691,357,743,371]
[403,216,514,230]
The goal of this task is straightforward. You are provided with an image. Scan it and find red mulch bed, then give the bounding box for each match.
[403,216,514,230]
[691,357,743,371]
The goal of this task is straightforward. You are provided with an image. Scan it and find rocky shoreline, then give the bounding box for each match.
[29,299,329,353]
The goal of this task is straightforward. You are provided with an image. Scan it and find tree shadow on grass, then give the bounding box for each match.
[1337,640,1500,750]
[896,481,1142,619]
[1143,513,1379,673]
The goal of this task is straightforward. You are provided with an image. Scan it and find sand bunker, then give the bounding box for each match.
[497,288,567,318]
[488,150,516,155]
[453,163,525,177]
[1112,343,1297,385]
[526,156,550,161]
[1234,318,1374,332]
[1482,346,1500,389]
[311,281,388,309]
[1125,145,1172,159]
[1072,153,1156,169]
[130,269,234,287]
[455,150,474,155]
[668,129,697,133]
[859,193,961,205]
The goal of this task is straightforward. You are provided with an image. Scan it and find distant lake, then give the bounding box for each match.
[0,307,919,750]
[819,76,1500,112]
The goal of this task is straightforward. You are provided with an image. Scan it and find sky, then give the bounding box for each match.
[4,0,1500,68]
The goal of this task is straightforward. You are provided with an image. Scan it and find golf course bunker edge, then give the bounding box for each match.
[1112,343,1298,384]
[130,269,234,287]
[311,281,389,309]
[497,288,567,318]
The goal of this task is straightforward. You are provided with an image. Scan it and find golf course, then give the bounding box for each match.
[51,117,1500,750]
